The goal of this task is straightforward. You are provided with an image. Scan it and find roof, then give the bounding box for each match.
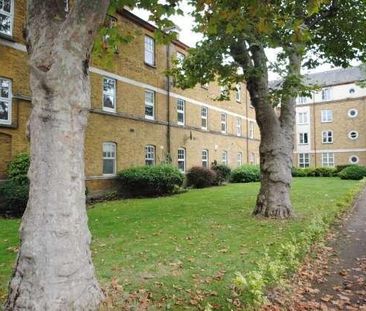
[270,65,366,89]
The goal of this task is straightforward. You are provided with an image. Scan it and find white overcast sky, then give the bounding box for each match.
[133,2,356,80]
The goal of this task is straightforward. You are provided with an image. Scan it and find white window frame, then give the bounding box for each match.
[102,142,117,176]
[322,152,335,167]
[298,153,310,168]
[202,149,209,168]
[177,99,185,126]
[322,130,333,144]
[145,145,155,166]
[144,35,155,66]
[297,112,308,124]
[321,109,333,123]
[348,130,359,140]
[0,0,14,36]
[222,151,228,165]
[0,77,12,125]
[237,152,242,167]
[349,155,359,164]
[221,113,227,134]
[249,152,255,165]
[177,148,186,172]
[236,118,242,136]
[299,132,309,145]
[102,77,116,113]
[236,84,241,102]
[249,121,255,139]
[144,89,155,120]
[321,88,331,101]
[348,108,358,118]
[201,106,208,130]
[297,96,307,105]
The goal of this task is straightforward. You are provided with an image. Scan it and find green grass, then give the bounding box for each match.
[0,178,361,308]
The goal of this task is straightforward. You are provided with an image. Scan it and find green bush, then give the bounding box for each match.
[338,165,366,180]
[309,167,337,177]
[292,167,309,177]
[186,166,217,188]
[0,153,30,217]
[211,161,231,185]
[117,164,184,197]
[335,164,353,173]
[230,165,260,183]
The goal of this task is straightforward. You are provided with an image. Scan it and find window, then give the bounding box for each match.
[348,130,359,140]
[322,130,333,143]
[64,0,69,12]
[144,90,155,120]
[177,99,185,125]
[236,118,242,136]
[322,152,335,167]
[103,143,116,175]
[144,35,155,66]
[237,152,242,167]
[201,106,208,130]
[297,112,308,124]
[321,110,332,122]
[321,88,331,101]
[297,96,307,104]
[103,77,116,112]
[221,113,227,133]
[177,148,186,172]
[0,78,11,125]
[349,155,359,164]
[348,108,358,118]
[299,132,309,144]
[202,149,209,168]
[222,151,228,165]
[298,153,310,168]
[249,121,255,139]
[220,85,228,96]
[249,152,256,165]
[236,84,241,102]
[145,145,155,166]
[0,0,13,36]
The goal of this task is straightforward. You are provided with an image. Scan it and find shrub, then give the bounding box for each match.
[117,164,184,197]
[0,153,30,217]
[335,164,353,173]
[292,167,309,177]
[211,161,231,185]
[309,167,337,177]
[338,165,366,180]
[230,165,260,183]
[186,166,217,188]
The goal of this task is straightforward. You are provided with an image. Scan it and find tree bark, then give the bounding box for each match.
[5,1,109,309]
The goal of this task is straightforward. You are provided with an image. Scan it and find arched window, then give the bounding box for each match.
[202,149,209,168]
[103,142,116,176]
[177,148,186,172]
[145,145,155,165]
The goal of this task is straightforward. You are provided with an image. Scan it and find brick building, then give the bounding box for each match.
[0,1,260,194]
[293,67,366,168]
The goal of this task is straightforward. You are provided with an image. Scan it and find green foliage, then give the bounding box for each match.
[338,165,366,180]
[211,162,231,185]
[117,164,184,197]
[292,167,336,177]
[230,165,260,183]
[291,167,310,177]
[335,164,353,173]
[186,166,217,189]
[0,153,30,217]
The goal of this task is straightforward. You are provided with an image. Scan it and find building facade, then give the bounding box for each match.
[294,67,366,168]
[0,1,260,194]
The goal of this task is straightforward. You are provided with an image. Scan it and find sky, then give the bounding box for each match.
[133,2,357,81]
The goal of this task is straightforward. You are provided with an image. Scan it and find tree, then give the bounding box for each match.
[5,1,178,309]
[172,0,366,218]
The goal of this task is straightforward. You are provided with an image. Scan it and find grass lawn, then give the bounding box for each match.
[0,178,362,309]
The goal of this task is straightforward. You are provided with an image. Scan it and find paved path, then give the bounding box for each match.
[264,187,366,310]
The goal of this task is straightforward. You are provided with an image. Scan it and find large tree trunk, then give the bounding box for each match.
[245,46,301,219]
[5,1,109,309]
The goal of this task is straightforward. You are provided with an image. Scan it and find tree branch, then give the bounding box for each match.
[305,0,339,28]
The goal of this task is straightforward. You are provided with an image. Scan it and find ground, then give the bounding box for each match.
[263,187,366,311]
[0,178,362,309]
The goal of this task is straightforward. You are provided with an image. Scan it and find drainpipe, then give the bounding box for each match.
[312,96,317,168]
[166,43,171,157]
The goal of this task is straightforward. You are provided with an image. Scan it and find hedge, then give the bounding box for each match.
[230,165,260,183]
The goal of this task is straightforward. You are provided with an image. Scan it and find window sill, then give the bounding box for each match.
[322,142,333,144]
[102,108,116,113]
[321,121,333,123]
[145,115,155,121]
[144,62,157,69]
[0,33,15,42]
